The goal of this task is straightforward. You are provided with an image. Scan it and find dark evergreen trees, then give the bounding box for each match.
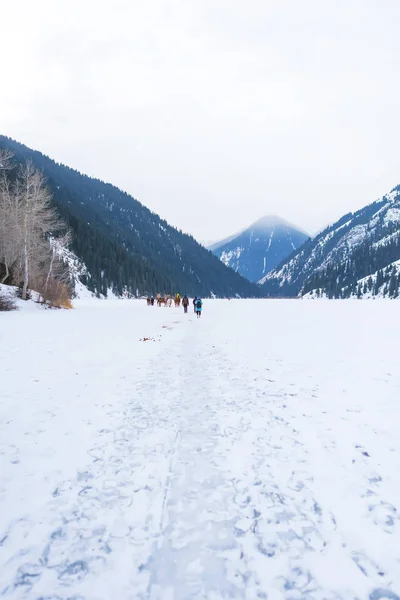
[0,136,259,298]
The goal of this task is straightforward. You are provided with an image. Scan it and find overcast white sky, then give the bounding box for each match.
[1,0,400,241]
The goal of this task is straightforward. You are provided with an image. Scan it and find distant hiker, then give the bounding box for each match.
[182,295,189,313]
[193,296,198,313]
[195,297,203,318]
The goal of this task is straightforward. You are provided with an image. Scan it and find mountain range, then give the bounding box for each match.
[209,216,309,283]
[2,136,400,301]
[260,188,400,299]
[0,136,259,298]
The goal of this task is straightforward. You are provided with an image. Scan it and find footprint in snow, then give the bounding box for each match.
[370,590,400,600]
[369,501,398,532]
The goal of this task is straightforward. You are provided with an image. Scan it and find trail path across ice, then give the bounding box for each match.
[1,300,400,599]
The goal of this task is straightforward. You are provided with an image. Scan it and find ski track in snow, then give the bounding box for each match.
[0,300,400,599]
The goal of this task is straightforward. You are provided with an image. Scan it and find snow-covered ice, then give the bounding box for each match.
[1,299,400,599]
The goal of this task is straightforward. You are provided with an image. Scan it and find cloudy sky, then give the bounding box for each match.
[1,1,400,241]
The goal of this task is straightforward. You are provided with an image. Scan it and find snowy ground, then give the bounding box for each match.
[1,299,400,600]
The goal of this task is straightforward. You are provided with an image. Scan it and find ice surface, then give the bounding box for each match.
[1,299,400,599]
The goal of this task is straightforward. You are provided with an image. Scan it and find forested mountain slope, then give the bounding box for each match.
[0,136,259,298]
[210,216,308,282]
[260,188,400,299]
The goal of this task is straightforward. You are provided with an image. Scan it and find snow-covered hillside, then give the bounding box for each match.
[1,300,400,599]
[209,216,308,282]
[49,241,96,300]
[260,188,400,299]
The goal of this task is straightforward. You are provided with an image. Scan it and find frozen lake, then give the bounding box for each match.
[1,299,400,599]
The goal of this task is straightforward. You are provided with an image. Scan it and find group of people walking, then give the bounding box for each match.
[146,294,203,317]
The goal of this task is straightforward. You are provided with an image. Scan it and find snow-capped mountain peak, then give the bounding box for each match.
[209,216,309,283]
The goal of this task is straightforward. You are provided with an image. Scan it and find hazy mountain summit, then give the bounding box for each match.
[209,215,309,283]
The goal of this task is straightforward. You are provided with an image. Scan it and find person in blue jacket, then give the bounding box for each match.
[195,297,203,318]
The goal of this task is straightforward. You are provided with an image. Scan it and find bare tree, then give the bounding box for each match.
[0,156,72,303]
[14,161,67,300]
[0,149,13,172]
[46,232,71,289]
[0,153,20,283]
[0,180,20,283]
